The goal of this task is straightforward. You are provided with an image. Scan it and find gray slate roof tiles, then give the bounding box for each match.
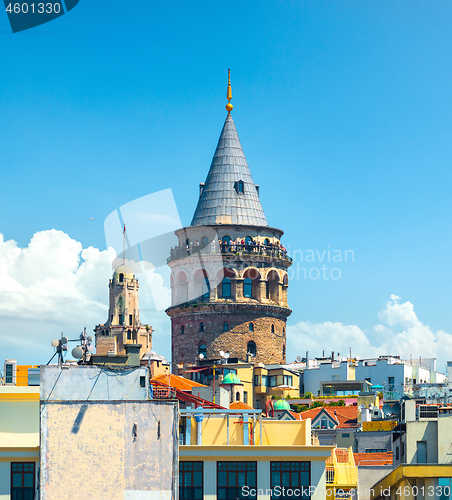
[190,114,268,227]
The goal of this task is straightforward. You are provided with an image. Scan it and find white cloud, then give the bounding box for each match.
[287,295,452,369]
[0,230,172,365]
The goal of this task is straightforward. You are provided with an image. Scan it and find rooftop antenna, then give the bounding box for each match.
[123,223,126,266]
[47,333,68,365]
[48,328,93,365]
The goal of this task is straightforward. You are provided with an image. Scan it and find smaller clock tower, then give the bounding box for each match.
[95,264,152,359]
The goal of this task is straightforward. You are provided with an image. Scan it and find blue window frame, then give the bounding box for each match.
[244,278,252,298]
[222,278,231,298]
[180,461,203,500]
[271,462,310,499]
[217,462,256,500]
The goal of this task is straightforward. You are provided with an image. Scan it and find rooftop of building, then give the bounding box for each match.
[151,373,207,391]
[354,452,393,466]
[299,405,359,429]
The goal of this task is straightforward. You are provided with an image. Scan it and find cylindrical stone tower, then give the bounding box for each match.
[166,76,292,367]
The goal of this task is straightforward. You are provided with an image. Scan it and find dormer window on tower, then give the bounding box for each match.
[234,180,244,194]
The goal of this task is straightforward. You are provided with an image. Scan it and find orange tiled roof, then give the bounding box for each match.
[151,373,207,391]
[354,452,393,466]
[287,410,303,420]
[230,401,253,410]
[299,405,359,429]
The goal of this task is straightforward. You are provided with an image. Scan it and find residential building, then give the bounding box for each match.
[393,399,452,466]
[353,452,393,500]
[181,359,300,409]
[300,355,446,398]
[178,406,338,500]
[40,364,178,500]
[370,464,452,500]
[0,363,39,500]
[299,405,360,448]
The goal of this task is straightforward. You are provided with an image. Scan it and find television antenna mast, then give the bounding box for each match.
[48,328,94,365]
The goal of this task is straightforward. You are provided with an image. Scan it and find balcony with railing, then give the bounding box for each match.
[168,241,292,264]
[325,447,358,490]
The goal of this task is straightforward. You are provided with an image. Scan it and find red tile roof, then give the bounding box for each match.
[354,452,393,466]
[151,373,207,391]
[298,406,359,428]
[287,410,303,420]
[230,401,253,410]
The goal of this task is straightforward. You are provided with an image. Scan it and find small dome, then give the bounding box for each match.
[113,264,134,281]
[141,351,167,363]
[273,399,291,411]
[221,372,243,386]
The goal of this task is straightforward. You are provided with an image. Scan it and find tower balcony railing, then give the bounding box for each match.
[168,242,292,263]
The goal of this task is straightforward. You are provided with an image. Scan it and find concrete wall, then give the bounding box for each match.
[40,364,149,401]
[41,400,178,500]
[303,362,349,395]
[356,431,393,453]
[190,416,311,446]
[438,416,452,463]
[0,400,39,448]
[355,361,409,393]
[404,421,438,464]
[357,466,393,500]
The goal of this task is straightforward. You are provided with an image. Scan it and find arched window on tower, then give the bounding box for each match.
[200,322,204,332]
[198,344,207,357]
[236,391,241,401]
[223,322,228,332]
[221,277,231,298]
[249,322,254,332]
[247,340,256,357]
[237,180,244,194]
[119,273,124,283]
[243,278,252,298]
[180,325,185,335]
[283,344,286,358]
[271,324,275,334]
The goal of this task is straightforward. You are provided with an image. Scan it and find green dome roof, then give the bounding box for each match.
[221,373,243,385]
[274,399,291,410]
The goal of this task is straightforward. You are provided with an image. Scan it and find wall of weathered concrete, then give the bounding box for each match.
[40,365,178,500]
[41,400,177,500]
[40,365,149,401]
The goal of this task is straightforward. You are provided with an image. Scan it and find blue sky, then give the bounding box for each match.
[1,1,452,368]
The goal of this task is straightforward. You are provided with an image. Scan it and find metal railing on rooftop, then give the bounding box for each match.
[168,242,292,263]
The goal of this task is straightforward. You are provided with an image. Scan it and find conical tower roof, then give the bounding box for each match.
[190,113,269,227]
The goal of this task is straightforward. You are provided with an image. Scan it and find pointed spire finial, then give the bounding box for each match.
[226,69,233,114]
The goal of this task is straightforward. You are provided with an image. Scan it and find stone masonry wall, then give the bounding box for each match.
[171,311,286,366]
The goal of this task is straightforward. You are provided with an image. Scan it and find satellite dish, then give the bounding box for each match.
[72,346,83,359]
[391,403,401,414]
[198,353,204,360]
[224,352,230,359]
[296,356,302,362]
[220,351,225,357]
[258,363,265,368]
[87,335,93,342]
[51,339,59,347]
[60,336,68,345]
[358,404,366,412]
[382,404,392,416]
[87,344,94,352]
